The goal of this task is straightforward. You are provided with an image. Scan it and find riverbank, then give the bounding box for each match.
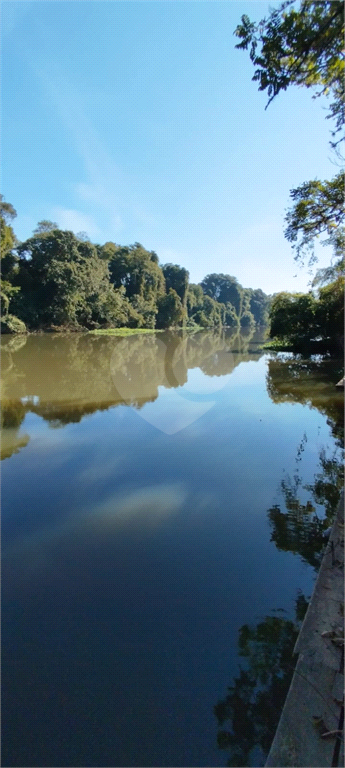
[266,490,344,767]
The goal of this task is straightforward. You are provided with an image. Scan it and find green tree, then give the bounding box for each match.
[235,0,345,329]
[14,229,130,329]
[33,220,59,234]
[162,263,189,327]
[222,302,239,328]
[235,1,344,143]
[200,273,244,317]
[269,278,344,349]
[1,195,19,277]
[269,291,319,344]
[193,294,224,328]
[249,288,271,325]
[284,172,344,269]
[0,196,22,320]
[156,288,184,329]
[108,243,165,327]
[316,275,344,343]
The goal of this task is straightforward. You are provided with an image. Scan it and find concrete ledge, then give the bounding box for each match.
[265,490,344,767]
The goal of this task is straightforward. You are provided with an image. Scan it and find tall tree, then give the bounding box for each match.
[33,220,59,234]
[235,1,344,145]
[0,195,21,316]
[235,1,344,286]
[14,229,130,329]
[284,172,344,270]
[108,243,165,327]
[0,195,18,269]
[156,288,184,329]
[162,263,189,304]
[200,274,244,317]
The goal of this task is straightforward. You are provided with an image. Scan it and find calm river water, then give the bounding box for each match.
[1,329,343,767]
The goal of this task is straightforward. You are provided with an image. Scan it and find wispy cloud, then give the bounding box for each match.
[33,63,130,240]
[51,207,101,238]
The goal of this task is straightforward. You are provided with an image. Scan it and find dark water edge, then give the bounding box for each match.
[1,329,343,767]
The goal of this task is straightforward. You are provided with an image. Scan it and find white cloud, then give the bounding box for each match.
[51,207,100,238]
[33,64,127,239]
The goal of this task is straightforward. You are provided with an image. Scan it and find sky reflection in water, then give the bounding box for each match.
[1,329,343,767]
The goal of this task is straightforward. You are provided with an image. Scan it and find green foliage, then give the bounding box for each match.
[187,282,229,328]
[235,1,344,141]
[215,595,307,766]
[33,220,59,234]
[88,327,160,336]
[193,294,223,328]
[249,288,271,325]
[200,273,244,316]
[156,288,185,329]
[14,229,129,329]
[317,275,344,341]
[266,354,344,446]
[269,291,319,343]
[108,243,165,302]
[0,195,19,284]
[268,438,343,569]
[1,280,20,315]
[240,310,255,328]
[285,172,345,268]
[235,1,344,346]
[162,263,189,304]
[1,198,270,333]
[269,278,344,348]
[222,302,239,328]
[1,314,27,334]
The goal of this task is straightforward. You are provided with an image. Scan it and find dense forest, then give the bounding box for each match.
[0,204,271,334]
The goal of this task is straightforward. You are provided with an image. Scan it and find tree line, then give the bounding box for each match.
[2,1,343,351]
[0,208,270,333]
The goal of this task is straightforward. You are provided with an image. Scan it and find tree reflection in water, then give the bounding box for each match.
[215,352,344,767]
[268,444,343,571]
[1,327,258,456]
[214,593,308,767]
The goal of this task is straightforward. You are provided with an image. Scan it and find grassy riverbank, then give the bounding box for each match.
[87,327,163,336]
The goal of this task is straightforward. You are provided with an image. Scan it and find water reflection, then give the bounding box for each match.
[214,593,309,768]
[268,443,343,570]
[1,327,261,454]
[2,331,344,768]
[266,354,344,446]
[215,436,343,766]
[3,482,187,597]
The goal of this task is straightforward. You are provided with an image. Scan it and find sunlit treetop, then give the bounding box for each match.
[235,0,344,143]
[284,171,344,270]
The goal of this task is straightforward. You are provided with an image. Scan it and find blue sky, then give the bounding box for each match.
[1,0,338,294]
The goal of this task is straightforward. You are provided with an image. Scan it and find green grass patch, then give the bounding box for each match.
[87,327,164,336]
[262,339,294,351]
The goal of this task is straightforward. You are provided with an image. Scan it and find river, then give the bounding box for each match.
[1,328,343,767]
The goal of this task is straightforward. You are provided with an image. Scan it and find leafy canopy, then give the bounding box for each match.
[284,171,344,269]
[235,1,344,142]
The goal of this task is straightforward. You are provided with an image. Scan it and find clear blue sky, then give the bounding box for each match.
[1,1,337,294]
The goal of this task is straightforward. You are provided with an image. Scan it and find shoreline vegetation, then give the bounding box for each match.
[0,216,272,337]
[0,210,343,354]
[88,327,165,336]
[0,1,343,353]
